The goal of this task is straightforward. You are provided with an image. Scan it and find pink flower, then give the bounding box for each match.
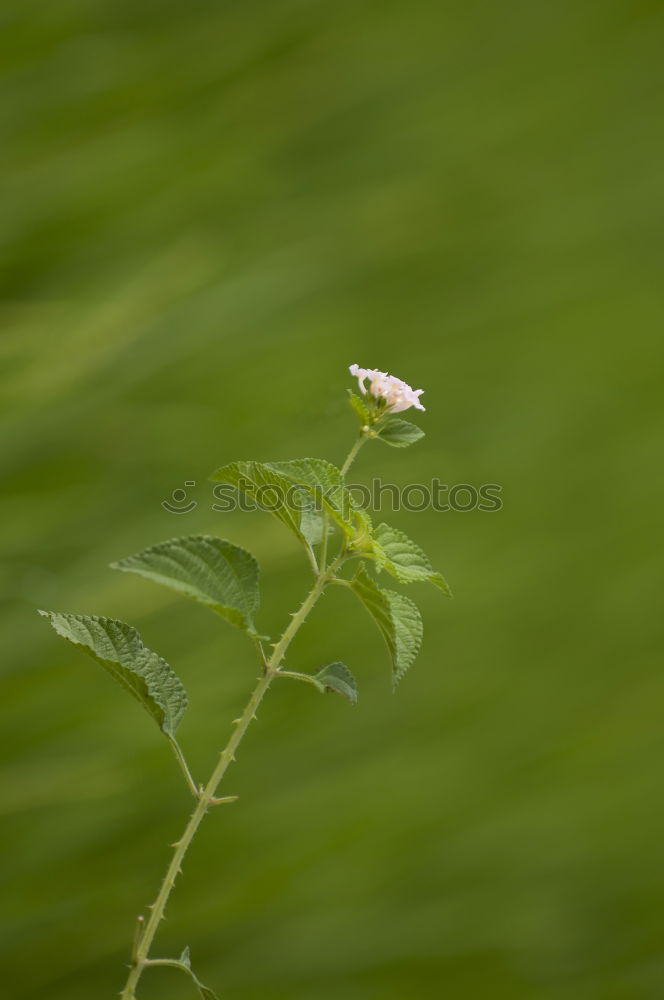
[348,365,425,413]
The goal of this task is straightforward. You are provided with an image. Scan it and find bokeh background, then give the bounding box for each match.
[2,1,663,998]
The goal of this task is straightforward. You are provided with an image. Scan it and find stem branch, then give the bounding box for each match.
[120,554,344,999]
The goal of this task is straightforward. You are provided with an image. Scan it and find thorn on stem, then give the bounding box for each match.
[210,794,239,806]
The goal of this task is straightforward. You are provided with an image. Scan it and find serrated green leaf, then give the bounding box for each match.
[265,458,341,493]
[39,611,187,735]
[315,661,358,704]
[211,460,306,542]
[371,523,452,594]
[348,566,423,686]
[376,417,425,448]
[211,459,356,543]
[111,535,262,635]
[347,389,372,426]
[266,458,355,536]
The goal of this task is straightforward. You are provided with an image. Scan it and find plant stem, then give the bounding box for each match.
[166,735,200,799]
[120,554,343,1000]
[340,434,367,477]
[278,669,325,692]
[305,541,320,576]
[319,513,330,572]
[320,434,368,571]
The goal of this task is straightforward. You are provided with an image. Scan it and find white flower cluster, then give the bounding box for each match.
[349,364,425,413]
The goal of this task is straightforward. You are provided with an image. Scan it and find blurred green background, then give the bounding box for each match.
[2,1,663,997]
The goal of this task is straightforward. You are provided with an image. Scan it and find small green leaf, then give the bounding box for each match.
[348,566,423,686]
[279,663,358,704]
[371,523,452,594]
[111,535,262,635]
[347,389,372,426]
[153,948,219,999]
[315,662,358,704]
[376,417,425,448]
[347,507,374,555]
[39,611,187,735]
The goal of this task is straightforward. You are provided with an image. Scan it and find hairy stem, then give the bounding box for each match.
[340,434,367,477]
[166,735,199,799]
[319,513,330,572]
[320,434,368,571]
[304,541,319,576]
[120,554,343,999]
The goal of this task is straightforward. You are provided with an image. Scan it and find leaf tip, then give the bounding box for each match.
[431,574,453,597]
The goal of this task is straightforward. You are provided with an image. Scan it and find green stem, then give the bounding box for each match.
[340,434,367,477]
[305,541,320,576]
[120,554,344,1000]
[320,434,368,571]
[278,669,325,693]
[319,513,330,572]
[166,735,200,799]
